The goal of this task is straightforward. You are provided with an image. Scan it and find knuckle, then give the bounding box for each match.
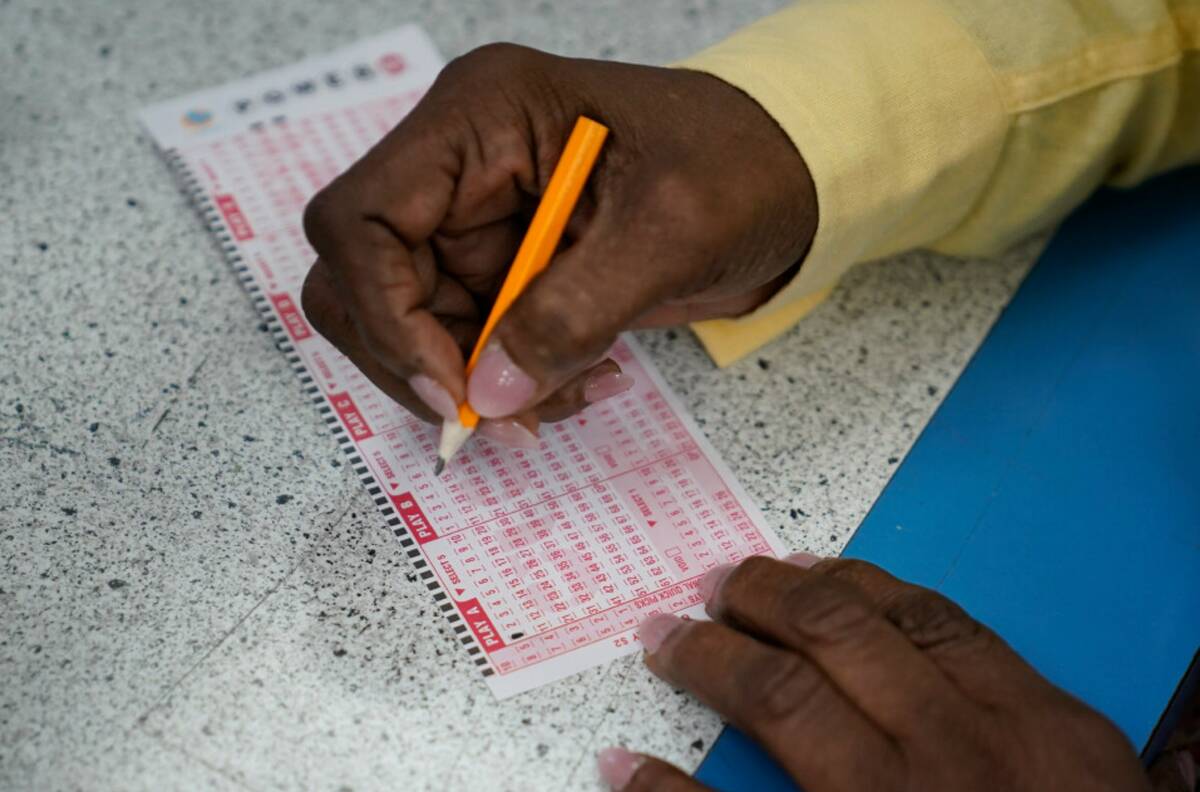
[644,168,722,237]
[550,304,596,351]
[1015,702,1148,792]
[733,554,776,581]
[886,589,985,652]
[637,168,732,288]
[783,577,875,644]
[516,285,609,360]
[355,319,394,361]
[740,653,824,723]
[710,555,775,612]
[299,265,336,339]
[1065,705,1130,756]
[302,184,340,252]
[485,126,533,173]
[444,42,540,80]
[817,557,881,586]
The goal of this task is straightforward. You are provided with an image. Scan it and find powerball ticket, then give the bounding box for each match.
[138,25,787,698]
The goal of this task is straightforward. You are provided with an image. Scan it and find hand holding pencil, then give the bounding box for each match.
[300,44,816,452]
[434,116,609,472]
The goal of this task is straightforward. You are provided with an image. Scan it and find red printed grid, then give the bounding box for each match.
[358,345,773,676]
[154,50,782,695]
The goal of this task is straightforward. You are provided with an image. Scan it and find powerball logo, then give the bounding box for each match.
[180,108,214,130]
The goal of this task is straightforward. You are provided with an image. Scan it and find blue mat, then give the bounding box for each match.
[695,166,1200,791]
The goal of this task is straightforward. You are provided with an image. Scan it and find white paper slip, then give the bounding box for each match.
[139,25,786,698]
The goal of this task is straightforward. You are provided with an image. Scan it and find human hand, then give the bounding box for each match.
[301,44,816,444]
[599,555,1150,791]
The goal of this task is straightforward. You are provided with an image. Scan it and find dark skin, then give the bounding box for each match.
[622,556,1150,791]
[301,43,814,433]
[303,43,1167,790]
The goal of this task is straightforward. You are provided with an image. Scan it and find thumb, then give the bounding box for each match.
[467,177,701,418]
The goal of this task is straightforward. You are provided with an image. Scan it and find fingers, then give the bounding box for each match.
[305,259,540,446]
[596,747,706,792]
[703,556,968,740]
[468,168,714,419]
[305,259,631,440]
[304,165,468,392]
[305,46,817,426]
[533,358,633,423]
[640,614,900,790]
[807,558,1056,706]
[301,259,441,423]
[302,47,554,403]
[432,216,529,298]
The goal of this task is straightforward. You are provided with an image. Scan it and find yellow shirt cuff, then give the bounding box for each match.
[691,287,832,368]
[679,0,1006,366]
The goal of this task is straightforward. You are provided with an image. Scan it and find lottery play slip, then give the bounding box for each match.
[139,26,786,698]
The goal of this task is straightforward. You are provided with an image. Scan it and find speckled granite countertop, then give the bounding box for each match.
[0,1,1040,789]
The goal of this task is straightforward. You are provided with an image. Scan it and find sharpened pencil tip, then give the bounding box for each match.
[433,458,445,477]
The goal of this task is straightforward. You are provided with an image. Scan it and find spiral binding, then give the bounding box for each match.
[161,146,494,677]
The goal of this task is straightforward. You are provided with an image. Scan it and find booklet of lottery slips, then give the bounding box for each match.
[139,25,786,698]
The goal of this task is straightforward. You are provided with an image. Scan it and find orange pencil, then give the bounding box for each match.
[435,116,609,474]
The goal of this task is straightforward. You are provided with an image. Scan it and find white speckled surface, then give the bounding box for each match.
[0,0,1042,789]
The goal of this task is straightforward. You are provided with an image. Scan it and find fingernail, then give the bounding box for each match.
[584,371,635,404]
[408,374,459,420]
[477,418,540,450]
[784,551,823,569]
[637,613,684,654]
[597,746,643,790]
[698,564,734,604]
[468,342,537,418]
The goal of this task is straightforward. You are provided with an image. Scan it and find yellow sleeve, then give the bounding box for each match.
[681,0,1200,367]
